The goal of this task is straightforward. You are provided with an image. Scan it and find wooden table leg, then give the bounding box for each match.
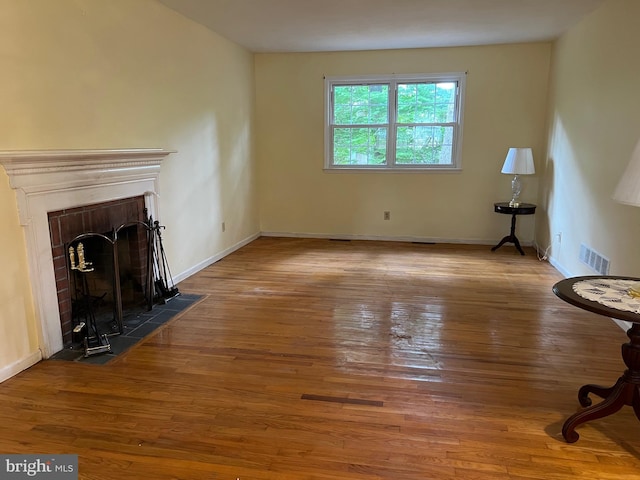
[491,214,525,255]
[562,323,640,442]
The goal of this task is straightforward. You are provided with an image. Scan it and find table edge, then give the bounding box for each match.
[552,276,640,324]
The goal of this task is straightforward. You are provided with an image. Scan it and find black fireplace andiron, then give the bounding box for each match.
[69,240,112,357]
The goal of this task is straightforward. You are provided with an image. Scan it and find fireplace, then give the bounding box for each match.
[49,196,149,345]
[0,149,174,358]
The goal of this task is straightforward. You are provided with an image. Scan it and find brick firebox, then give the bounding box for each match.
[48,196,149,345]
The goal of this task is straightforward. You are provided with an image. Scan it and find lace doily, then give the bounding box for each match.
[572,279,640,314]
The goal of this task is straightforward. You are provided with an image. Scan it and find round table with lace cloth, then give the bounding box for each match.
[572,277,640,314]
[552,276,640,443]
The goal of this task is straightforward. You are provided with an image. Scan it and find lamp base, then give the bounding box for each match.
[509,175,522,208]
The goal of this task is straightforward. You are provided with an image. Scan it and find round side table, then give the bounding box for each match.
[491,202,536,255]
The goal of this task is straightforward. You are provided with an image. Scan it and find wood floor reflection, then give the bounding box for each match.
[1,237,639,479]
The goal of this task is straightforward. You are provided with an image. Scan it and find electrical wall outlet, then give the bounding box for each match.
[383,211,391,220]
[555,232,562,244]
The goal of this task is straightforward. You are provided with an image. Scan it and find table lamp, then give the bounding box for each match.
[612,138,640,296]
[501,147,535,207]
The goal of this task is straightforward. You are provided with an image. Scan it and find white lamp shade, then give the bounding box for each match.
[613,139,640,207]
[501,148,535,175]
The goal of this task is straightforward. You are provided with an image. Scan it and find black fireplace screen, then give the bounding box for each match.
[67,217,178,354]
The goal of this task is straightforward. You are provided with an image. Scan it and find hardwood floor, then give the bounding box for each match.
[1,237,639,479]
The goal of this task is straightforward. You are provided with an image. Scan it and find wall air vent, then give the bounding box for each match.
[579,243,610,275]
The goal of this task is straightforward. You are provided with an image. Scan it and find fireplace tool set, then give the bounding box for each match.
[150,219,180,303]
[68,216,179,357]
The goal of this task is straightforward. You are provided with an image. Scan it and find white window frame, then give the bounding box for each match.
[324,72,466,172]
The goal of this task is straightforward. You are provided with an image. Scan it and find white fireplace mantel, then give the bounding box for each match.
[0,148,175,359]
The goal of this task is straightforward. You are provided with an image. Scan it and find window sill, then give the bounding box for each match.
[323,167,462,173]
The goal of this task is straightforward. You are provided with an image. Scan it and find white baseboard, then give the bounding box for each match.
[547,254,573,279]
[172,232,260,284]
[259,231,522,246]
[0,350,42,384]
[613,319,633,333]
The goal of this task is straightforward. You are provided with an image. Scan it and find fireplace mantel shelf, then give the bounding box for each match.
[0,149,176,185]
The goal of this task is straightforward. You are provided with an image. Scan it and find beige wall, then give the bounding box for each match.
[541,0,640,276]
[0,0,258,379]
[255,44,551,242]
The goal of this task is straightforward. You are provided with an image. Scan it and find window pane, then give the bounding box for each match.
[395,126,454,165]
[397,82,456,124]
[397,104,416,123]
[334,104,352,124]
[333,127,387,165]
[333,84,389,125]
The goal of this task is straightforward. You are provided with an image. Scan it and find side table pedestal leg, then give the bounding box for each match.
[562,323,640,442]
[562,379,627,443]
[491,214,524,255]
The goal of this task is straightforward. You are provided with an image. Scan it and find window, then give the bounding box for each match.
[324,72,466,171]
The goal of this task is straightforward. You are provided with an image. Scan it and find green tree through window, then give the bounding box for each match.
[325,73,465,170]
[333,84,388,165]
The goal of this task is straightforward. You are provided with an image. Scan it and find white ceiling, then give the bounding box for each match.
[157,0,605,53]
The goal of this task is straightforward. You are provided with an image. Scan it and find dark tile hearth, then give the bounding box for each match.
[49,293,203,365]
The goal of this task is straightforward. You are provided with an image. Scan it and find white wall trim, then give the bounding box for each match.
[0,350,42,384]
[547,254,573,279]
[613,319,633,332]
[260,231,536,246]
[173,232,260,284]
